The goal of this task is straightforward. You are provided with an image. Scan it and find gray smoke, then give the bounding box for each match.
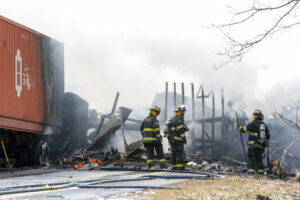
[3,0,300,171]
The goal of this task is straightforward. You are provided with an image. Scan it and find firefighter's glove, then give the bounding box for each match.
[183,139,187,144]
[160,135,163,142]
[184,126,189,132]
[167,136,173,143]
[155,138,161,143]
[261,140,267,147]
[237,125,241,130]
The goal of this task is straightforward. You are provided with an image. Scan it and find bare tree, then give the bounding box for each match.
[272,104,300,171]
[214,0,300,69]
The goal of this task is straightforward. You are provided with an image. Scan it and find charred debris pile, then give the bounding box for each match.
[47,84,300,180]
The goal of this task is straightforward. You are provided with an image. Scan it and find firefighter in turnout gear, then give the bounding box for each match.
[140,106,166,168]
[237,109,270,174]
[167,105,188,170]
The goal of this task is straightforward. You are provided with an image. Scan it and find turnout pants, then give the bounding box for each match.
[170,142,185,170]
[144,143,165,166]
[247,146,265,174]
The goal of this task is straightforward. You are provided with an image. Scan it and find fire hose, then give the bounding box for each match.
[76,185,179,189]
[0,178,173,195]
[97,167,225,179]
[0,170,224,195]
[143,174,219,180]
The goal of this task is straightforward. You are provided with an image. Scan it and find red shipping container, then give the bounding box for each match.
[0,15,64,134]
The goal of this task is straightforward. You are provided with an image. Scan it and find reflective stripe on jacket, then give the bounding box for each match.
[239,119,270,147]
[170,115,186,143]
[140,115,161,143]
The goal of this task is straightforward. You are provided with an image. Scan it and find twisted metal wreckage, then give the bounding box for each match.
[49,83,300,180]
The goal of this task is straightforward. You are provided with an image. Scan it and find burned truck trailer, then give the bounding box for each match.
[0,15,64,166]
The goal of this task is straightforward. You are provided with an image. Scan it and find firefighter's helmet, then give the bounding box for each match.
[253,109,264,119]
[175,105,187,112]
[150,106,161,115]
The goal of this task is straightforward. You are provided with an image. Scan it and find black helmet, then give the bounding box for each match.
[253,109,264,119]
[150,106,161,115]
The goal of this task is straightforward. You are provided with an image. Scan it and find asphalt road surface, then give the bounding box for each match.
[0,168,195,200]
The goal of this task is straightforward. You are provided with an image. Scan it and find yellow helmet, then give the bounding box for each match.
[175,105,187,112]
[150,106,161,115]
[253,109,264,119]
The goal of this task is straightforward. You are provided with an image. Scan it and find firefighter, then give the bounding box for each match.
[140,106,165,168]
[237,109,270,174]
[168,105,188,170]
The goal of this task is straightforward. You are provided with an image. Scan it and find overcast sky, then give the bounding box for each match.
[1,0,300,116]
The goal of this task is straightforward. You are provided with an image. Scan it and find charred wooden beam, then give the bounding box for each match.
[221,88,225,152]
[173,82,177,109]
[190,83,195,146]
[181,82,185,105]
[212,89,215,155]
[165,82,168,121]
[110,92,120,115]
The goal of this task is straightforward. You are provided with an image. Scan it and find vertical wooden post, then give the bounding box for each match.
[212,88,215,155]
[181,82,185,105]
[191,83,195,121]
[201,85,205,156]
[173,83,177,110]
[191,83,195,146]
[165,82,168,121]
[221,88,225,152]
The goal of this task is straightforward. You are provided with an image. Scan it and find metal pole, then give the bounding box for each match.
[165,82,168,121]
[173,83,176,110]
[181,83,185,105]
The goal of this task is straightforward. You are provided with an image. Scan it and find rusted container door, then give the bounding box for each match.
[0,16,45,133]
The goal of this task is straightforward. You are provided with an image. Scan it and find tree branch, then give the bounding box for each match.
[274,112,300,132]
[279,138,300,170]
[214,0,300,69]
[216,0,298,28]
